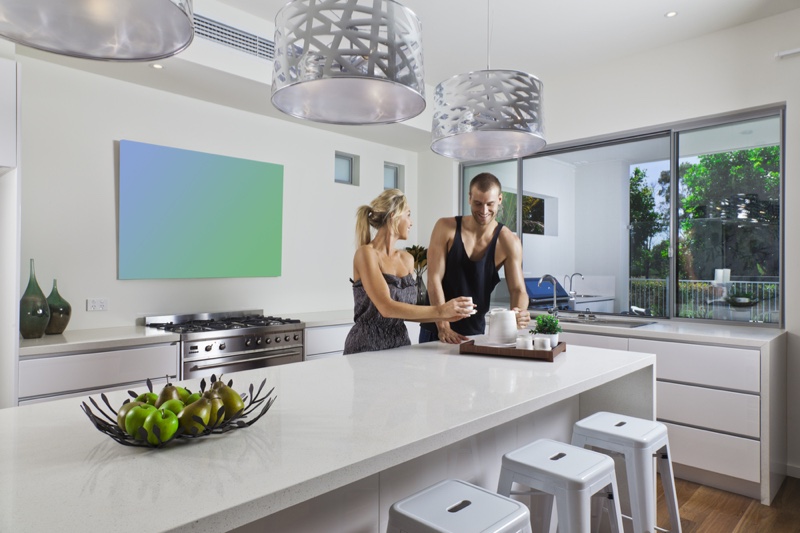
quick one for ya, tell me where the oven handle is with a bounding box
[190,350,302,370]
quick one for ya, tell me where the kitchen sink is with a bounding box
[556,316,655,328]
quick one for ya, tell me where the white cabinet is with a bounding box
[405,321,420,344]
[305,324,353,360]
[629,336,785,504]
[560,331,628,351]
[18,342,179,404]
[0,58,17,168]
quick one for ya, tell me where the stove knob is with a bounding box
[293,334,300,341]
[219,343,226,350]
[264,337,271,344]
[275,336,281,343]
[245,338,252,347]
[256,337,262,345]
[205,345,213,352]
[284,335,291,342]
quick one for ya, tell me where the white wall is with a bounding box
[420,9,800,475]
[18,56,420,330]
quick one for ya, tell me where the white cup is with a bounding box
[465,296,476,315]
[534,337,551,351]
[516,335,533,350]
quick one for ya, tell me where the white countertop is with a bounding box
[19,326,180,357]
[0,341,654,533]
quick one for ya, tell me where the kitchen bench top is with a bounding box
[0,341,654,533]
[18,326,180,358]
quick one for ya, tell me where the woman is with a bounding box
[343,189,474,355]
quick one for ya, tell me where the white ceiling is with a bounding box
[219,0,800,85]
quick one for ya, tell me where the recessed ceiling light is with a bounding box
[665,11,678,18]
[151,64,164,69]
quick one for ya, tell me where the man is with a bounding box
[420,172,531,343]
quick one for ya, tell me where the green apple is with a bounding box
[143,409,179,445]
[116,401,145,431]
[134,391,158,406]
[124,404,157,439]
[175,386,191,403]
[184,392,202,405]
[158,398,185,415]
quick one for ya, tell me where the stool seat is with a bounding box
[498,438,623,533]
[388,478,531,533]
[572,411,682,533]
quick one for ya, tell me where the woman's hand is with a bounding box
[513,307,531,329]
[440,296,475,322]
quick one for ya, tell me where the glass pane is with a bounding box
[676,116,781,323]
[522,135,670,316]
[384,164,398,189]
[334,154,352,183]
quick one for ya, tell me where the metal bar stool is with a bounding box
[571,412,682,533]
[387,478,532,533]
[497,438,624,533]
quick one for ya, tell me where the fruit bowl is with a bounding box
[80,375,276,448]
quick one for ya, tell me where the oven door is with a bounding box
[182,347,303,380]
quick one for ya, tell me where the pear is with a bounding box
[213,382,245,419]
[202,390,225,427]
[155,382,181,408]
[177,398,212,435]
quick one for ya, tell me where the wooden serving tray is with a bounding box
[458,340,566,362]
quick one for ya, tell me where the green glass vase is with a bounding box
[19,258,50,339]
[45,279,71,335]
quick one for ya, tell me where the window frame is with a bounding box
[335,151,360,186]
[383,162,404,191]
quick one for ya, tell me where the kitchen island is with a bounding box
[0,341,654,533]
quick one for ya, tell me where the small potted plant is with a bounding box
[405,245,428,305]
[531,314,562,347]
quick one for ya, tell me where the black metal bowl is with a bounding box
[80,375,276,448]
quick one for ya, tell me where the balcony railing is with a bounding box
[629,278,779,323]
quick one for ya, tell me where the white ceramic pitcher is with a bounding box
[487,308,517,345]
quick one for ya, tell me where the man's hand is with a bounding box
[436,323,469,344]
[513,307,531,330]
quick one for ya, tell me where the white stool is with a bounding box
[571,412,682,533]
[497,438,624,533]
[387,478,532,533]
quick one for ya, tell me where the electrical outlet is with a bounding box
[86,298,109,311]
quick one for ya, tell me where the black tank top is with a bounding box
[421,217,503,336]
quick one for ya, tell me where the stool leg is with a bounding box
[606,480,624,533]
[555,489,592,533]
[497,468,514,497]
[626,449,656,533]
[657,444,682,533]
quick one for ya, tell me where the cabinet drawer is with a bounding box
[305,324,353,356]
[657,381,759,438]
[560,332,628,351]
[19,343,178,399]
[629,338,759,392]
[664,422,760,482]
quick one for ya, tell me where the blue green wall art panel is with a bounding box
[119,140,283,279]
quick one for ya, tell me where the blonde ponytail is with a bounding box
[354,189,408,247]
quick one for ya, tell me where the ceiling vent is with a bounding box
[194,14,274,61]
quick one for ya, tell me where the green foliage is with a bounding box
[531,314,562,335]
[629,167,670,280]
[405,245,427,278]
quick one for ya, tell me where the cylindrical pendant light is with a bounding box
[431,69,545,161]
[271,0,426,125]
[0,0,194,61]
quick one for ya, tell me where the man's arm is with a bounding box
[426,218,469,343]
[499,229,531,329]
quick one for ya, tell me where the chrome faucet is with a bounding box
[538,274,559,316]
[567,272,584,292]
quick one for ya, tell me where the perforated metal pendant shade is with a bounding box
[271,0,426,125]
[431,69,546,161]
[0,0,194,61]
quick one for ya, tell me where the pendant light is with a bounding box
[271,0,426,125]
[430,1,545,161]
[0,0,194,61]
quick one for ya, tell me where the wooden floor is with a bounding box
[656,475,800,532]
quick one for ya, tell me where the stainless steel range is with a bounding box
[145,310,305,380]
